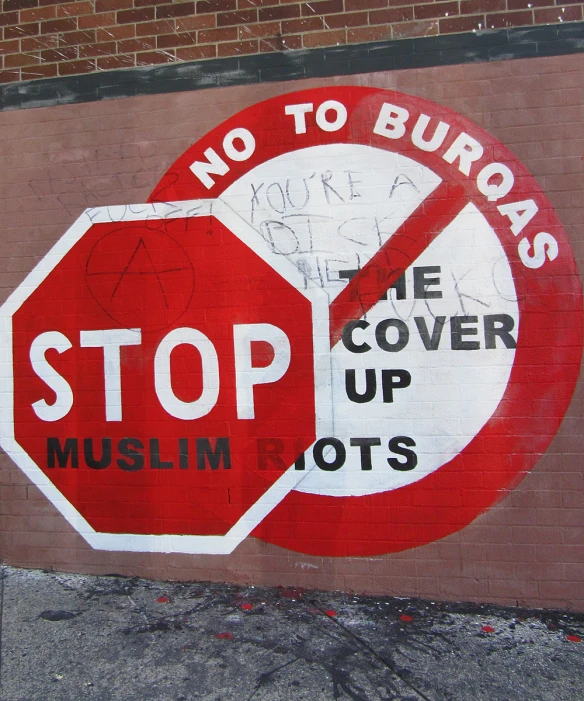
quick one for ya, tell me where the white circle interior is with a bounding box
[222,144,519,497]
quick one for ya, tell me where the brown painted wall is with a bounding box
[0,53,582,610]
[0,0,583,84]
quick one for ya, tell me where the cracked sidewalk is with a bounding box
[0,566,582,700]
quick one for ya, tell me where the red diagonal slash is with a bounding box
[329,181,467,348]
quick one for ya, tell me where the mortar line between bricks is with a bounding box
[2,23,584,112]
[310,601,435,701]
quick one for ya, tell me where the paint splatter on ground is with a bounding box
[216,632,233,640]
[1,567,583,701]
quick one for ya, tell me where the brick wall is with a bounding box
[0,55,583,609]
[1,0,583,84]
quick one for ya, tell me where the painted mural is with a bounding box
[1,87,582,557]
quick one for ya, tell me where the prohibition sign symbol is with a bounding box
[151,86,583,557]
[147,86,584,558]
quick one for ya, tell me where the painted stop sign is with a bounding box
[3,200,328,552]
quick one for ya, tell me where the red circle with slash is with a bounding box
[150,87,583,556]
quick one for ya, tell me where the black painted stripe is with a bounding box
[1,22,584,111]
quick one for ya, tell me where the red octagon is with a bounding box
[11,210,316,537]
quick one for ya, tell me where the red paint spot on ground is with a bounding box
[241,603,253,610]
[279,587,305,599]
[400,614,414,622]
[216,632,233,640]
[482,625,495,633]
[325,610,337,617]
[157,596,169,603]
[567,635,581,643]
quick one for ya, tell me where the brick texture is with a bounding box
[0,0,583,83]
[0,54,583,610]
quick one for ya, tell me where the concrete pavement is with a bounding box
[0,565,582,700]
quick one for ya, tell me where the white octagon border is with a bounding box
[0,199,331,555]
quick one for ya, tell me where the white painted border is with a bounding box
[0,199,331,555]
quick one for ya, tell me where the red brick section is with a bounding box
[0,0,582,83]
